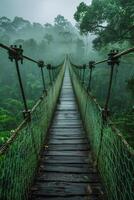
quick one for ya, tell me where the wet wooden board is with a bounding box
[31,182,104,197]
[45,150,89,157]
[36,172,100,183]
[42,155,90,164]
[29,68,106,200]
[48,135,86,139]
[45,144,89,151]
[48,139,88,145]
[39,165,96,174]
[32,197,100,200]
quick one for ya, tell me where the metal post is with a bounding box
[87,61,95,91]
[15,59,29,112]
[8,45,30,119]
[51,68,55,82]
[38,60,47,94]
[82,64,86,84]
[47,64,53,85]
[96,50,120,166]
[103,50,120,120]
[104,64,114,113]
[40,67,46,93]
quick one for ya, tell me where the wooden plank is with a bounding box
[46,146,89,151]
[48,139,88,145]
[31,196,100,200]
[31,182,103,197]
[42,155,90,164]
[49,134,84,138]
[53,121,82,125]
[52,125,83,128]
[49,138,87,142]
[50,129,83,133]
[49,134,85,140]
[51,128,83,132]
[39,164,96,173]
[45,150,89,157]
[36,172,100,183]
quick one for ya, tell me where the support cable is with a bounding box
[8,45,31,119]
[83,61,95,126]
[96,50,120,166]
[38,60,47,95]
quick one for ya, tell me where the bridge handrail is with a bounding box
[0,43,64,155]
[69,58,134,200]
[0,43,46,66]
[70,62,134,154]
[70,46,134,68]
[0,52,65,199]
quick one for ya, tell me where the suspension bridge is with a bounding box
[0,43,134,200]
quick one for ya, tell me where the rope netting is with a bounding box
[69,56,134,200]
[0,62,65,200]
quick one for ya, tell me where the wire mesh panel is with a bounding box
[0,64,65,200]
[69,63,134,200]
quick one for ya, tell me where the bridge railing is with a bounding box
[0,44,65,200]
[69,48,134,200]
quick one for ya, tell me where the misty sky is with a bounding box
[0,0,91,24]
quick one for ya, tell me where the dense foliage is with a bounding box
[74,0,134,49]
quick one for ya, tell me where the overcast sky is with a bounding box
[0,0,91,24]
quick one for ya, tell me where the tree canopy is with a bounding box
[74,0,134,49]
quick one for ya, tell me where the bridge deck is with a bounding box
[30,67,105,199]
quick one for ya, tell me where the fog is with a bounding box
[0,0,91,24]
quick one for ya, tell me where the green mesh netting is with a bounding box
[0,64,65,200]
[69,63,134,200]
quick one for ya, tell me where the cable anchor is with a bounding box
[89,61,95,69]
[107,50,120,66]
[47,64,53,85]
[8,45,23,64]
[82,64,86,84]
[87,61,95,91]
[8,44,30,119]
[38,60,47,95]
[38,60,45,68]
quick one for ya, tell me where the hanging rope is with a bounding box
[69,48,134,200]
[95,50,120,166]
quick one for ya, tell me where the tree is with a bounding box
[54,15,70,32]
[44,34,53,44]
[74,0,134,49]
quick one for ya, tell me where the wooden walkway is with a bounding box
[30,67,105,200]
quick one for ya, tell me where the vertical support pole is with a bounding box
[79,68,81,80]
[8,45,30,119]
[82,64,86,84]
[87,61,95,92]
[51,68,55,82]
[15,59,29,112]
[53,68,56,80]
[40,67,46,93]
[38,60,47,93]
[47,64,53,85]
[38,60,47,94]
[96,50,120,166]
[104,64,114,115]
